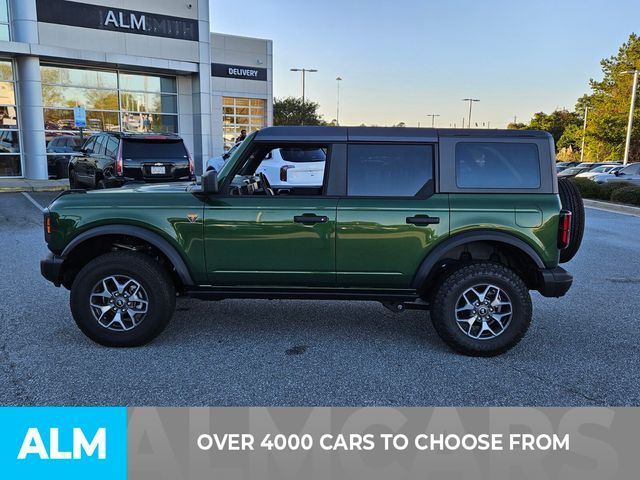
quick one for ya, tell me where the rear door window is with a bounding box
[93,135,107,156]
[347,144,434,197]
[122,139,187,159]
[455,142,540,189]
[105,137,119,158]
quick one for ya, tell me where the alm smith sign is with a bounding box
[36,0,199,41]
[212,63,268,81]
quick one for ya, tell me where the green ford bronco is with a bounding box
[41,127,584,356]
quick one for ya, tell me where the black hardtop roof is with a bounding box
[254,126,552,142]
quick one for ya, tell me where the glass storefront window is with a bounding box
[120,91,177,114]
[0,0,9,41]
[41,66,118,90]
[0,60,20,176]
[119,73,176,93]
[41,64,179,144]
[221,97,266,150]
[42,86,118,110]
[121,112,177,134]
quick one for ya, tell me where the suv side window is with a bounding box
[105,137,119,159]
[347,144,434,197]
[83,136,97,153]
[93,135,107,156]
[456,142,540,189]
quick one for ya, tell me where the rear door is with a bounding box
[74,135,97,183]
[336,143,449,288]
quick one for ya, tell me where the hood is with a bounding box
[85,181,195,195]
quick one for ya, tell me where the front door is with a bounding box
[204,143,337,287]
[336,143,449,288]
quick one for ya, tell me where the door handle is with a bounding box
[294,214,329,224]
[406,215,440,225]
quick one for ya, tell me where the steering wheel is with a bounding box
[258,172,274,196]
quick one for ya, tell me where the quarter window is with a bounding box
[347,144,434,197]
[456,142,540,189]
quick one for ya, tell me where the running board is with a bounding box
[185,287,418,302]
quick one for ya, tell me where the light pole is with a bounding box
[290,67,318,105]
[462,98,480,128]
[426,114,440,127]
[336,76,342,125]
[622,70,639,165]
[580,106,588,162]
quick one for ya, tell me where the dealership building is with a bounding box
[0,0,273,178]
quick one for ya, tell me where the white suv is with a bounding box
[256,147,326,188]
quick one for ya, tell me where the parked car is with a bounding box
[589,165,624,183]
[47,135,82,179]
[68,132,194,189]
[598,162,640,185]
[557,166,593,178]
[555,161,579,172]
[41,126,584,356]
[206,142,241,173]
[575,164,620,180]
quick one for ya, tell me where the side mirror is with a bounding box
[614,171,621,176]
[222,153,230,160]
[202,169,219,194]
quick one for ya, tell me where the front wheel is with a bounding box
[430,262,532,357]
[70,251,176,347]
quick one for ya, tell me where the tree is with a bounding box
[579,33,640,161]
[507,122,528,130]
[528,110,582,145]
[273,97,324,125]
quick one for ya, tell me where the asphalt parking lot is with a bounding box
[1,191,639,407]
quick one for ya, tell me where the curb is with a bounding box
[0,183,69,193]
[584,198,640,217]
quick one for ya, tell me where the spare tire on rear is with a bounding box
[558,178,584,263]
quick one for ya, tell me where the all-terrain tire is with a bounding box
[558,178,585,263]
[430,262,532,357]
[70,251,176,347]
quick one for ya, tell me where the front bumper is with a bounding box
[538,267,573,297]
[40,253,64,287]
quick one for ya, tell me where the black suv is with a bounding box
[68,132,194,189]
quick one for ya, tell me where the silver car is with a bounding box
[598,162,640,185]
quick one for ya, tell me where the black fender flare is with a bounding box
[61,224,195,286]
[411,230,546,289]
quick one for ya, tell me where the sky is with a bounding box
[211,0,640,128]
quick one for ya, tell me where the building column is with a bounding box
[16,57,47,179]
[191,0,212,176]
[10,0,47,179]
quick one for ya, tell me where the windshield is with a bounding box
[591,166,609,173]
[216,132,256,184]
[562,168,581,174]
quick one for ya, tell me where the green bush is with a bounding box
[610,186,640,206]
[597,181,634,201]
[570,177,600,199]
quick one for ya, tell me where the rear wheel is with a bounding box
[430,262,532,356]
[558,178,584,263]
[70,251,176,347]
